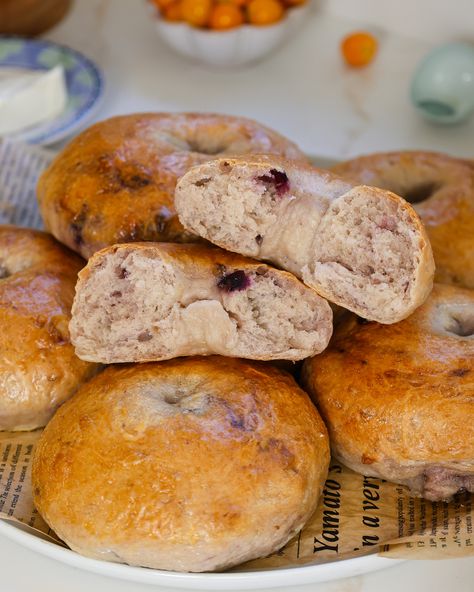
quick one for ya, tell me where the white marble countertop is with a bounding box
[1,1,473,590]
[45,0,474,160]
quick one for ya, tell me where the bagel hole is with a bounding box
[161,382,190,405]
[162,388,201,408]
[0,264,9,279]
[445,312,474,337]
[164,392,182,405]
[401,182,439,204]
[186,139,227,155]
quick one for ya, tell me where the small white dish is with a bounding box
[0,36,103,145]
[154,4,310,68]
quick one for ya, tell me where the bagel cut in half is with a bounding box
[32,357,330,572]
[302,283,474,502]
[332,151,474,290]
[175,156,435,324]
[70,243,333,363]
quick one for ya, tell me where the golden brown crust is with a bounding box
[37,113,306,259]
[333,151,474,288]
[0,226,98,430]
[33,357,330,572]
[302,283,474,499]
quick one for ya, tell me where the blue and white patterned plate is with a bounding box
[0,36,103,145]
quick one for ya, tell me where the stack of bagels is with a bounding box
[2,113,472,572]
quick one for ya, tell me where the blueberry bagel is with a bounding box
[37,113,306,258]
[33,357,330,572]
[303,283,474,501]
[0,226,98,431]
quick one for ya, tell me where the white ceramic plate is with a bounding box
[0,519,402,589]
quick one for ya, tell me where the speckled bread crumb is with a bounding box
[70,243,333,363]
[174,155,435,324]
[333,150,474,289]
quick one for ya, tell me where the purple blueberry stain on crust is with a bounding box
[257,169,290,196]
[217,270,251,292]
[70,204,89,247]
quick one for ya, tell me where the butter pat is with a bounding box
[0,66,67,135]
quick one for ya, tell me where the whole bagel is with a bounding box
[37,113,306,259]
[0,226,98,430]
[332,151,474,288]
[302,283,474,501]
[32,357,330,572]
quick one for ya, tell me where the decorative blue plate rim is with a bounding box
[0,35,104,145]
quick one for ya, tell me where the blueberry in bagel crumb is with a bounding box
[137,330,153,342]
[116,266,130,279]
[217,270,250,292]
[257,169,290,196]
[194,177,211,187]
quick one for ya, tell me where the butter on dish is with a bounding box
[0,65,67,135]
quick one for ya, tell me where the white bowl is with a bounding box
[154,4,310,68]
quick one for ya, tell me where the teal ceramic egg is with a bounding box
[411,42,474,124]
